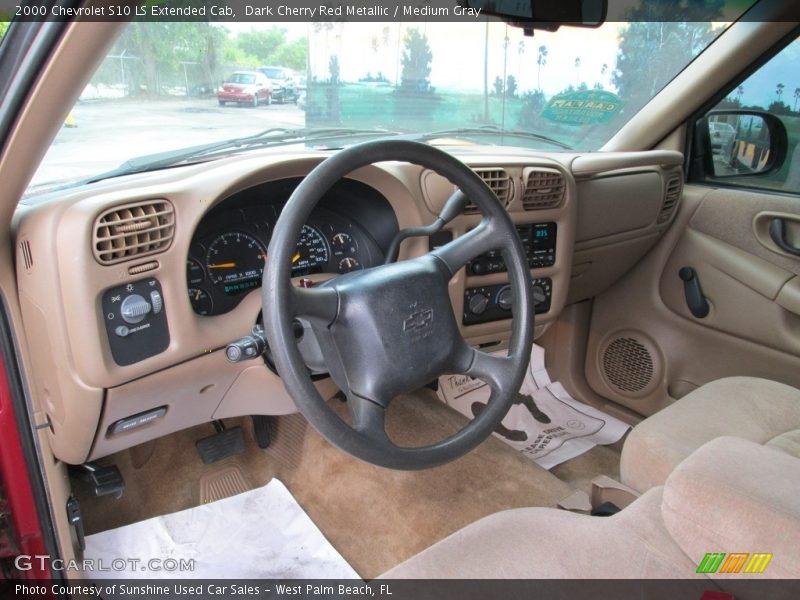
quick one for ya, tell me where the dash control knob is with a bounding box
[497,287,513,310]
[532,285,547,306]
[120,294,152,324]
[468,293,490,315]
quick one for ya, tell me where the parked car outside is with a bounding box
[217,71,272,107]
[258,66,298,104]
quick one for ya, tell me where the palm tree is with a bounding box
[736,85,744,103]
[517,40,525,83]
[536,45,547,91]
[776,83,785,101]
[574,57,581,87]
[794,87,800,112]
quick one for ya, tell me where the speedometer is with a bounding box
[206,232,266,295]
[292,225,329,276]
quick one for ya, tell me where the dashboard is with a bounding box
[14,147,684,465]
[185,177,396,316]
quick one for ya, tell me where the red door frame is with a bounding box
[0,352,50,580]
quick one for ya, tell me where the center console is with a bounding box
[463,222,556,325]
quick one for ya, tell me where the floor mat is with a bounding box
[84,479,359,579]
[438,345,630,469]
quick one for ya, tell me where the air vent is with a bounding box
[522,168,565,210]
[658,174,683,224]
[464,168,512,214]
[602,337,655,395]
[19,240,33,270]
[93,200,175,265]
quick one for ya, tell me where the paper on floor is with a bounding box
[84,479,359,579]
[438,345,630,469]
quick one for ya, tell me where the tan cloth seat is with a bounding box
[381,438,800,581]
[620,377,800,493]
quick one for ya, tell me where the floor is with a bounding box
[75,390,622,579]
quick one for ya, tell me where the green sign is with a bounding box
[542,90,624,125]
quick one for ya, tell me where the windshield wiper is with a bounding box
[416,125,572,150]
[84,127,401,184]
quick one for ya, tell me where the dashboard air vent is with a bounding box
[464,168,512,214]
[522,168,565,210]
[658,175,683,224]
[93,200,175,265]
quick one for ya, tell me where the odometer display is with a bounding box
[206,232,266,295]
[292,225,330,276]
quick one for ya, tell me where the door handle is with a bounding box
[679,267,710,318]
[769,218,800,257]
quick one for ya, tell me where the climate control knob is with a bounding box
[120,294,152,324]
[468,293,490,315]
[532,285,547,306]
[497,287,513,310]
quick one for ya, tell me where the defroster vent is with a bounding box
[93,200,175,265]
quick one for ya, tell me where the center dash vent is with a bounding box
[464,168,512,214]
[658,174,683,224]
[522,168,565,210]
[93,200,175,265]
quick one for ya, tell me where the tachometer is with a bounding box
[206,232,266,295]
[291,225,329,276]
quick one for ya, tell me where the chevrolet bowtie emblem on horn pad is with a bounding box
[403,308,434,333]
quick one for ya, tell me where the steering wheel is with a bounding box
[263,140,534,469]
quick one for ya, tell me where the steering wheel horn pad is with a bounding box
[263,139,534,469]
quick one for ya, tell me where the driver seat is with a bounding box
[380,436,800,579]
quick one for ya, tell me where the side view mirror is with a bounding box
[698,110,788,178]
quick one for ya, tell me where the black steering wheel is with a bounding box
[263,140,534,469]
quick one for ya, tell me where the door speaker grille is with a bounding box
[602,336,655,394]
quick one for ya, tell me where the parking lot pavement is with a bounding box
[31,97,305,191]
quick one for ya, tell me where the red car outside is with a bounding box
[217,71,272,107]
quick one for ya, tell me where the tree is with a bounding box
[493,76,504,96]
[574,57,581,86]
[767,100,791,116]
[399,28,433,94]
[794,87,800,112]
[613,1,724,115]
[518,90,546,129]
[775,83,785,101]
[537,45,548,91]
[506,75,518,98]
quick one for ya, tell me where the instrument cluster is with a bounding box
[187,180,387,316]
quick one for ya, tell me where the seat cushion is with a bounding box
[380,488,698,579]
[662,436,800,579]
[621,377,800,492]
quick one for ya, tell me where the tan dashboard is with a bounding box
[13,147,683,464]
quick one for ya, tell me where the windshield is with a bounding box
[29,15,734,194]
[227,73,257,85]
[261,68,288,79]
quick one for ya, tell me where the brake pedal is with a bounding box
[196,423,245,464]
[69,463,125,499]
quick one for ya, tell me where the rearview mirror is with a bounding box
[699,110,788,178]
[461,0,607,30]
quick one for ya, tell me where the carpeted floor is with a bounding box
[75,390,620,579]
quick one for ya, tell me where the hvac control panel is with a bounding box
[101,278,169,366]
[467,222,556,276]
[463,278,552,325]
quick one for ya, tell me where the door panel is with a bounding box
[585,185,800,418]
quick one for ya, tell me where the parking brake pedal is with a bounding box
[196,421,245,464]
[69,463,125,499]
